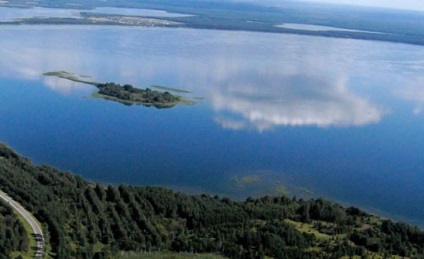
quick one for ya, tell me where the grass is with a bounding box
[9,206,53,259]
[92,242,106,254]
[9,212,42,259]
[285,219,403,259]
[285,219,334,240]
[10,213,34,259]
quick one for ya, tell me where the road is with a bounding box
[0,190,44,258]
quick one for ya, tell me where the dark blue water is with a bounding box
[1,25,424,226]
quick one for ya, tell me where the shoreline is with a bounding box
[1,20,422,47]
[0,2,423,47]
[0,140,422,229]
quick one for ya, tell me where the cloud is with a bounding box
[212,73,383,131]
[395,77,424,115]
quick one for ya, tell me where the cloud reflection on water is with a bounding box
[394,77,424,115]
[43,77,93,94]
[212,72,383,131]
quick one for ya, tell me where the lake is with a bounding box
[1,24,424,226]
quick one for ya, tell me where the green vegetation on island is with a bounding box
[1,142,424,258]
[95,82,180,108]
[43,71,192,108]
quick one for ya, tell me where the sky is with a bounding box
[304,0,424,11]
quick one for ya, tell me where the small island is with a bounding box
[44,71,191,108]
[95,82,180,108]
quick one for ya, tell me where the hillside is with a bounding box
[0,143,424,258]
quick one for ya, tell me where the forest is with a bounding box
[96,83,179,108]
[0,142,424,259]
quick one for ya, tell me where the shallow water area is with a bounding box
[276,23,384,34]
[1,24,424,226]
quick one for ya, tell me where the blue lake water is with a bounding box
[1,25,424,226]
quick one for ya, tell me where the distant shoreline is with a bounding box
[1,2,424,47]
[2,17,422,47]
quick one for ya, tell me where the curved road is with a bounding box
[0,190,44,258]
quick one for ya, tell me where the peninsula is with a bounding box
[44,71,188,108]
